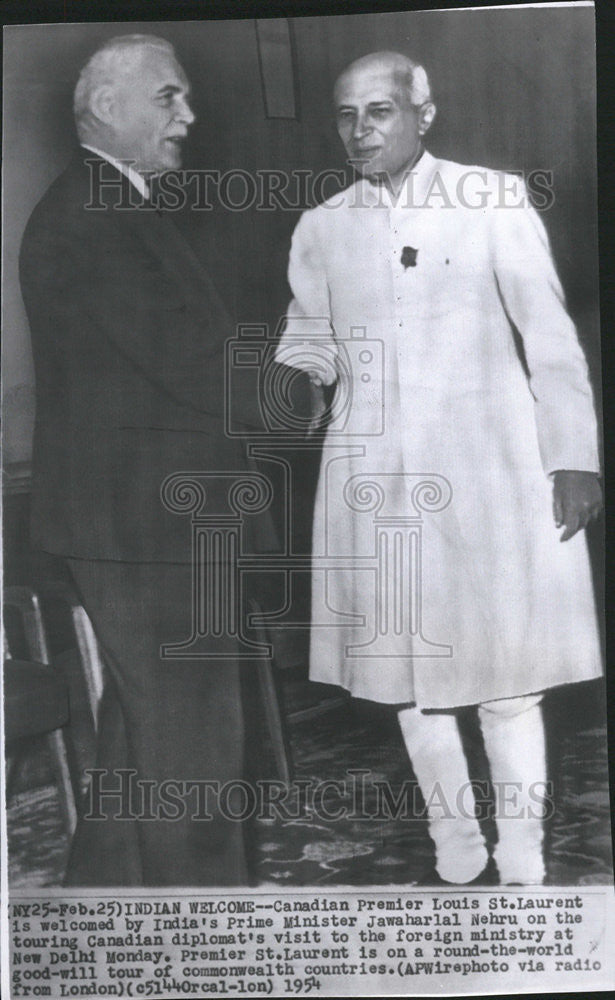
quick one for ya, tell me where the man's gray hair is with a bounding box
[396,57,431,106]
[336,51,432,107]
[74,34,176,140]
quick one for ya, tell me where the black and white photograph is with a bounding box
[2,0,613,995]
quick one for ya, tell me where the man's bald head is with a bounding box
[333,50,436,193]
[334,51,432,111]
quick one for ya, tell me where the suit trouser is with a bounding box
[64,559,249,887]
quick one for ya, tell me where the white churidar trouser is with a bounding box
[398,693,546,884]
[478,693,546,885]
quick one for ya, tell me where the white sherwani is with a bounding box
[276,151,601,709]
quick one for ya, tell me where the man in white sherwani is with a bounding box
[275,51,602,885]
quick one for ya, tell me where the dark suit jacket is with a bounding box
[20,151,276,563]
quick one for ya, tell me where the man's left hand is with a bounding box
[552,470,602,542]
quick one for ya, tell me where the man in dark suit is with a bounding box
[19,33,275,886]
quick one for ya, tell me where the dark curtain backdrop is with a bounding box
[3,6,599,463]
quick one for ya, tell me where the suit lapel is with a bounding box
[76,150,230,317]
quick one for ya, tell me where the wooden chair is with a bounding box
[37,585,296,785]
[37,581,104,728]
[3,586,79,835]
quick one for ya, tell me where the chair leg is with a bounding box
[5,586,81,838]
[71,605,105,726]
[46,729,78,836]
[3,586,49,662]
[37,581,105,729]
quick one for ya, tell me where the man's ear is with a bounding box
[90,85,117,127]
[418,102,436,136]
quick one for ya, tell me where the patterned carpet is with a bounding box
[7,677,613,889]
